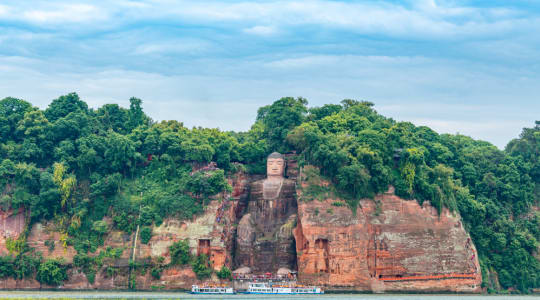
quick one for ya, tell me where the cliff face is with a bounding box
[294,185,482,292]
[0,169,250,290]
[0,208,26,254]
[0,163,482,292]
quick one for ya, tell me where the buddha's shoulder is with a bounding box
[250,179,264,186]
[282,178,295,186]
[249,178,295,188]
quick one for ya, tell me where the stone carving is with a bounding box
[235,152,297,273]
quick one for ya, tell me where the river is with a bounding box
[0,292,536,300]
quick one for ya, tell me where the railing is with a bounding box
[232,274,297,281]
[379,273,476,282]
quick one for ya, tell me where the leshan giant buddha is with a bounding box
[235,152,297,273]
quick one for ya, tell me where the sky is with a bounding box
[0,0,539,148]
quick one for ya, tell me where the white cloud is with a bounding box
[243,25,277,36]
[133,40,209,55]
[1,1,535,39]
[0,5,9,16]
[22,4,104,23]
[264,55,340,68]
[408,118,530,148]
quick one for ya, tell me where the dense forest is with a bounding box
[0,94,538,292]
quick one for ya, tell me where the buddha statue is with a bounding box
[235,152,297,273]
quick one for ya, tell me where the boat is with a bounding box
[245,282,324,294]
[191,284,235,294]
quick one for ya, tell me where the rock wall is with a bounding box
[0,169,250,290]
[0,161,483,293]
[0,208,26,254]
[294,185,482,293]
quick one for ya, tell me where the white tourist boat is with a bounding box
[245,282,324,294]
[191,284,235,294]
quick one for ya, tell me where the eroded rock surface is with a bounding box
[294,186,482,292]
[0,160,484,293]
[0,208,26,254]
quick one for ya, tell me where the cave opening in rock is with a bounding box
[198,239,211,256]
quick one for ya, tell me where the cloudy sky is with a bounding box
[1,0,539,148]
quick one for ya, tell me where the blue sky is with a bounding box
[1,0,539,148]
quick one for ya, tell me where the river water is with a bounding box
[0,292,536,300]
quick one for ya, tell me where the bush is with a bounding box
[14,254,41,280]
[73,253,96,283]
[36,259,67,286]
[44,239,55,253]
[0,256,15,278]
[92,220,109,235]
[169,240,191,265]
[216,266,232,280]
[191,254,212,279]
[6,236,26,255]
[113,212,135,233]
[140,226,152,244]
[151,266,162,279]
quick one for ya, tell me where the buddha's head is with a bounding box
[267,152,285,178]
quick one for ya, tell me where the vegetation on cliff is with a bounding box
[0,94,538,292]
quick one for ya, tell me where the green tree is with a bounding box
[257,97,308,152]
[44,93,88,122]
[0,97,33,142]
[96,104,129,134]
[128,97,150,131]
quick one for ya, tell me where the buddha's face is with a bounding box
[267,158,285,177]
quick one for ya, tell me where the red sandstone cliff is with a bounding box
[294,184,482,292]
[0,162,483,292]
[0,168,250,290]
[0,208,26,254]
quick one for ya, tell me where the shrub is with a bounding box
[216,266,232,280]
[140,226,152,244]
[0,256,15,278]
[191,254,212,279]
[44,239,55,253]
[113,212,135,233]
[169,240,191,265]
[73,253,96,283]
[36,259,67,286]
[6,236,26,255]
[92,220,109,235]
[14,254,41,279]
[151,266,162,279]
[105,266,118,278]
